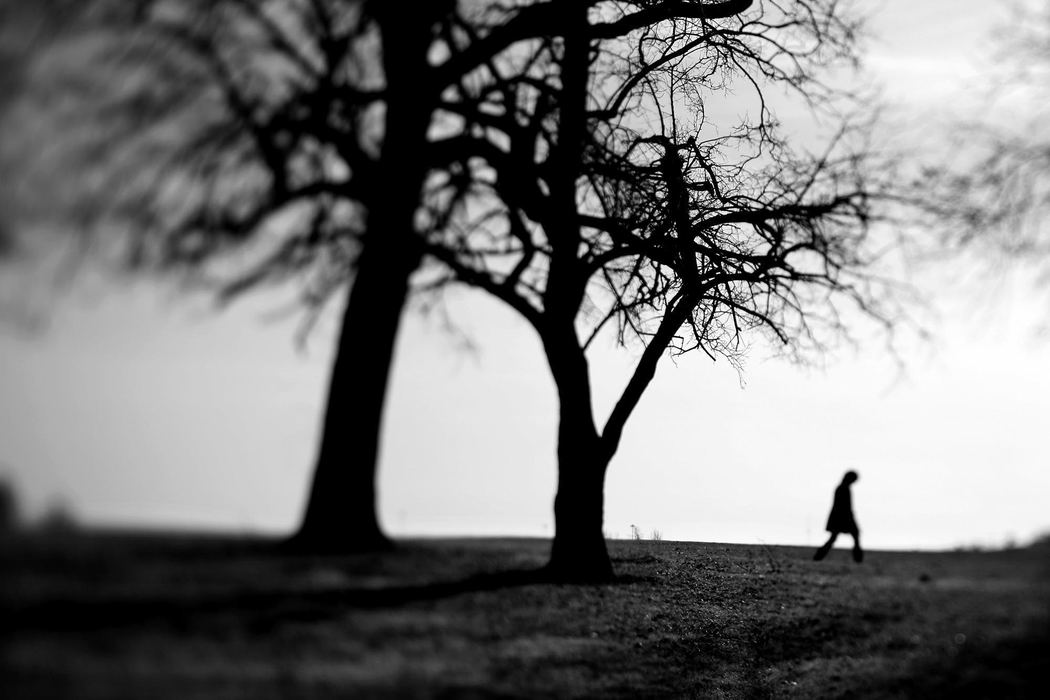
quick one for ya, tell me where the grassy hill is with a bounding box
[2,532,1048,698]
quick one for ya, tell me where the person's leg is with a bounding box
[813,532,838,560]
[851,529,863,563]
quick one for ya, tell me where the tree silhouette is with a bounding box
[1,0,773,556]
[420,0,895,580]
[4,1,901,576]
[4,0,455,552]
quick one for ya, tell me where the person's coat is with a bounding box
[826,483,858,534]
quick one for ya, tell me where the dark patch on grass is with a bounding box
[879,625,1050,698]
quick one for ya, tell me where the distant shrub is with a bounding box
[39,500,77,534]
[1028,531,1050,549]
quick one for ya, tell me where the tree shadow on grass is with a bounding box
[5,564,652,637]
[4,568,539,633]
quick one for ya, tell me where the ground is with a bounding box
[2,531,1048,698]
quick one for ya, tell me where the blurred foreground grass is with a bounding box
[1,531,1048,698]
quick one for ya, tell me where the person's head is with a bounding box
[842,470,859,485]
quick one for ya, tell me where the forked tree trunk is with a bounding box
[541,323,615,582]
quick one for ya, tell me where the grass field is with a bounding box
[2,531,1048,698]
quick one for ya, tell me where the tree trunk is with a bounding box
[288,7,436,554]
[546,432,614,582]
[288,236,421,553]
[541,324,615,582]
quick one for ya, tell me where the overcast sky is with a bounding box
[1,0,1047,551]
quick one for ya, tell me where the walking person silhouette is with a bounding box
[813,470,863,563]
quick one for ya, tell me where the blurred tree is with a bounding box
[1,0,444,551]
[0,0,88,258]
[932,4,1050,264]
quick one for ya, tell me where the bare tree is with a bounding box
[2,0,442,551]
[421,0,896,580]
